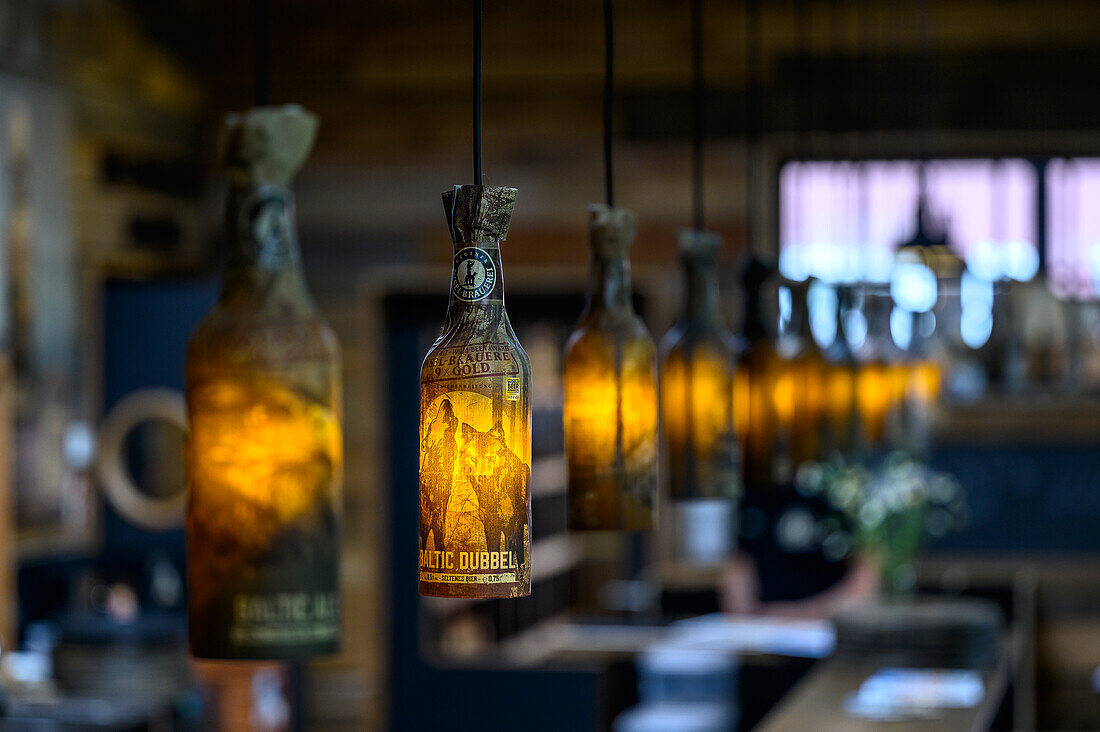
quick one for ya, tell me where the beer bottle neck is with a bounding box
[220,184,312,311]
[683,258,720,323]
[583,253,632,317]
[743,281,769,343]
[795,285,815,346]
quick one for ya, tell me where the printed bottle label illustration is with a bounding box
[419,344,530,596]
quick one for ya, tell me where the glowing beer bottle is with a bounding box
[739,258,785,488]
[419,185,532,598]
[781,280,828,469]
[185,106,342,659]
[564,205,658,531]
[660,230,741,562]
[821,284,860,456]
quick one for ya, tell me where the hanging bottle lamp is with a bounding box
[185,103,344,659]
[660,0,741,562]
[185,1,343,658]
[738,257,786,487]
[821,283,860,456]
[418,0,532,599]
[563,0,659,532]
[778,280,829,472]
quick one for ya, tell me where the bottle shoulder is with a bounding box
[738,338,782,369]
[421,308,530,379]
[564,327,657,376]
[188,306,340,373]
[566,313,655,357]
[660,321,739,359]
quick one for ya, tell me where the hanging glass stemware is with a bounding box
[564,206,658,531]
[661,230,742,506]
[185,106,343,659]
[419,186,532,598]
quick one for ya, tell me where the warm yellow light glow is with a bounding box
[187,377,342,620]
[772,369,796,429]
[564,333,658,530]
[824,363,857,447]
[786,353,829,467]
[741,344,783,486]
[662,344,738,499]
[418,369,531,596]
[856,362,896,444]
[732,366,752,445]
[907,359,942,405]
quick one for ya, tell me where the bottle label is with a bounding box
[419,342,531,597]
[236,186,296,268]
[451,247,497,302]
[187,377,342,658]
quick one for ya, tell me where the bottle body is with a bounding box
[739,339,785,486]
[853,288,907,448]
[738,261,787,487]
[822,308,859,455]
[419,186,531,598]
[564,207,658,531]
[660,231,741,502]
[661,330,740,499]
[186,182,343,659]
[565,315,658,530]
[781,281,829,471]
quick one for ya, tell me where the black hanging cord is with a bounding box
[603,0,615,207]
[255,0,271,106]
[744,0,761,247]
[800,0,814,158]
[473,0,483,186]
[691,0,705,230]
[745,0,761,146]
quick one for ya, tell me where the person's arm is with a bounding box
[719,552,880,619]
[719,552,761,615]
[757,553,880,619]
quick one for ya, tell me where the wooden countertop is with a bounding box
[757,651,1010,732]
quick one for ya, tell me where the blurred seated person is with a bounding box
[718,488,879,619]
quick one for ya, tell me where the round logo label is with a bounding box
[451,247,497,302]
[238,188,292,265]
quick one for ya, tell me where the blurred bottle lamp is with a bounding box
[564,0,658,532]
[661,231,741,561]
[778,280,828,470]
[820,284,860,455]
[185,106,344,659]
[889,166,956,417]
[659,0,741,563]
[853,288,907,447]
[564,207,659,531]
[738,257,785,488]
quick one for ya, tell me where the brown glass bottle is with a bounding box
[185,107,342,659]
[660,230,741,501]
[897,310,943,452]
[781,280,829,469]
[419,185,532,598]
[853,287,907,448]
[739,258,785,488]
[564,206,658,531]
[821,284,860,456]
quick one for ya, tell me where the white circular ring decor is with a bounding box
[96,387,188,531]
